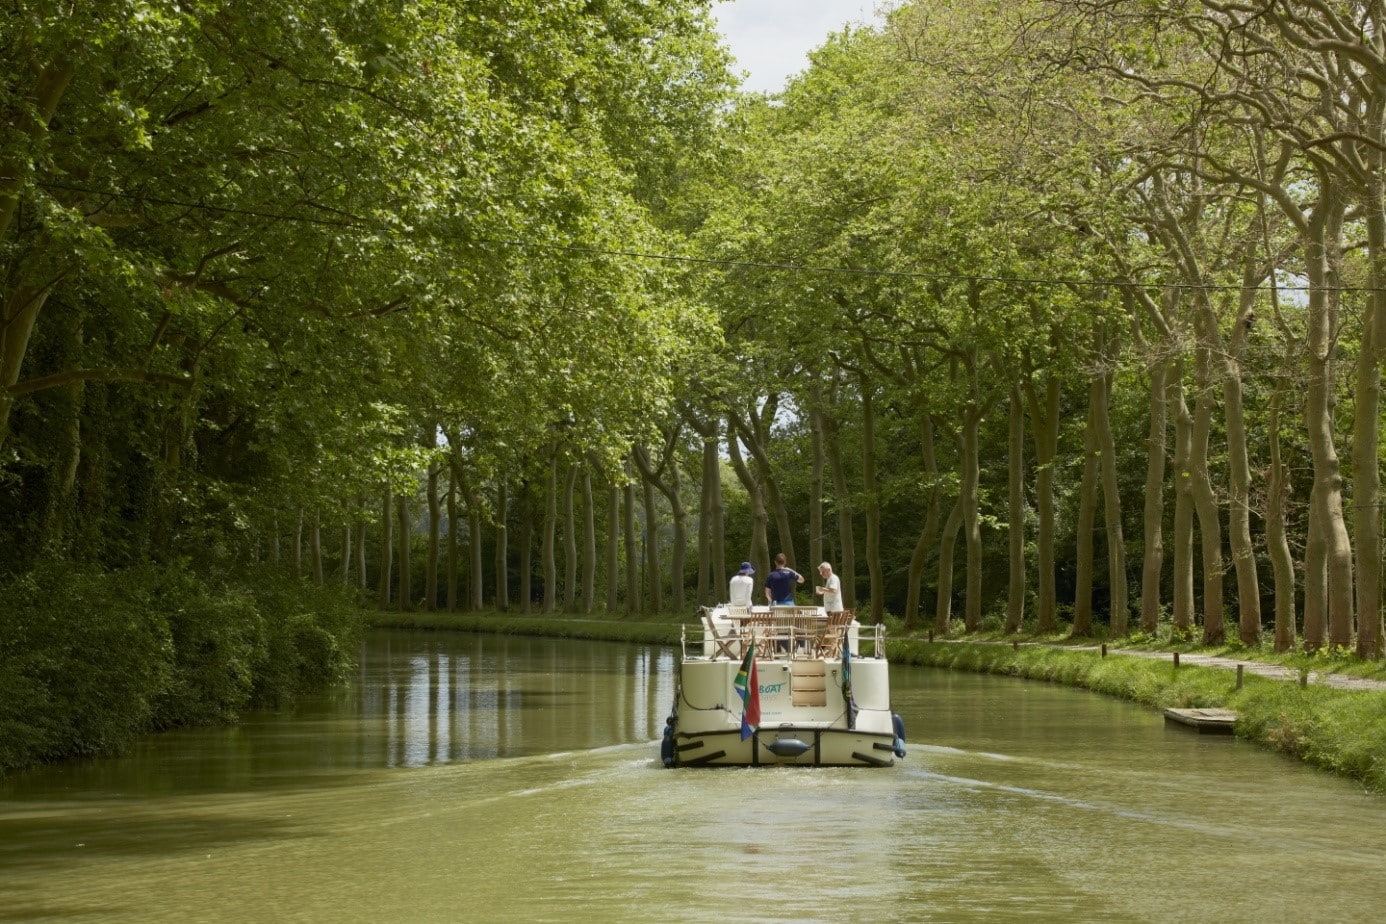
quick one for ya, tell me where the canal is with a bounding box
[2,629,1382,922]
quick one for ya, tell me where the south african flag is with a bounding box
[733,642,760,740]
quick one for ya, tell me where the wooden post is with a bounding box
[1173,651,1180,668]
[928,630,934,643]
[1100,643,1107,657]
[1236,664,1243,689]
[1012,640,1019,651]
[1299,668,1309,688]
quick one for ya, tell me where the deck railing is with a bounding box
[681,617,886,662]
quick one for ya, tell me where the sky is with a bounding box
[710,0,881,94]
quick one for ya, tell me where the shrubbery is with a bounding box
[0,562,362,776]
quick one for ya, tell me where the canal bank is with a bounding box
[369,610,1386,793]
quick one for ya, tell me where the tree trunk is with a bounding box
[355,499,368,592]
[293,509,304,581]
[623,470,638,615]
[733,403,796,568]
[0,57,75,241]
[310,510,323,585]
[564,463,578,613]
[1302,184,1354,649]
[425,462,440,611]
[606,483,620,613]
[1073,381,1100,637]
[1140,351,1172,633]
[396,494,411,611]
[1222,280,1262,646]
[906,415,942,632]
[728,426,770,578]
[376,487,393,609]
[1171,363,1195,636]
[809,384,826,578]
[1190,324,1225,645]
[543,457,557,613]
[709,438,726,601]
[862,384,884,624]
[1024,374,1060,632]
[1006,385,1027,634]
[446,475,458,612]
[38,316,82,551]
[1092,332,1127,636]
[495,481,509,611]
[822,397,856,609]
[935,497,963,634]
[667,456,686,612]
[1354,182,1385,658]
[582,467,596,614]
[520,485,533,615]
[0,284,54,452]
[959,391,983,634]
[642,466,662,613]
[469,504,483,612]
[1267,374,1297,651]
[341,524,352,587]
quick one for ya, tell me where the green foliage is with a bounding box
[0,562,363,776]
[147,568,262,729]
[0,562,171,771]
[242,567,362,706]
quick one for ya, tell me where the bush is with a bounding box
[0,562,171,772]
[145,568,263,729]
[235,567,361,707]
[0,561,364,776]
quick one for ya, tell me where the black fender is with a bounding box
[661,714,678,768]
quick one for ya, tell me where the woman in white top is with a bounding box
[815,562,843,612]
[729,561,755,606]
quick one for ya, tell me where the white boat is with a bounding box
[661,604,906,767]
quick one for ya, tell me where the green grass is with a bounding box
[372,608,1386,793]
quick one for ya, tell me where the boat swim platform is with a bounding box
[1163,707,1239,734]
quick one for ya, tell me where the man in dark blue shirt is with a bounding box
[763,553,804,605]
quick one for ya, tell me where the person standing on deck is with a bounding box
[764,553,804,605]
[815,562,843,613]
[729,562,755,607]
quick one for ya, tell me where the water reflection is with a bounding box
[2,630,1384,924]
[366,632,677,768]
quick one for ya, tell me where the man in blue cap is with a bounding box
[763,553,804,606]
[729,561,755,607]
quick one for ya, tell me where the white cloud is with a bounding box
[712,0,880,94]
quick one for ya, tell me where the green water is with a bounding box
[2,629,1381,922]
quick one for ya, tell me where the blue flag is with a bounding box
[842,639,858,730]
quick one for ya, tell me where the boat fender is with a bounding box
[765,738,812,758]
[661,715,677,768]
[892,713,907,758]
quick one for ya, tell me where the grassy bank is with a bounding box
[372,609,1386,793]
[892,639,1386,792]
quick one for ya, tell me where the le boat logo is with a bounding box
[759,682,785,695]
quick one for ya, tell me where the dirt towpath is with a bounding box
[1048,643,1386,692]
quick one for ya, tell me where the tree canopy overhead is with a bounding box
[5,0,1385,662]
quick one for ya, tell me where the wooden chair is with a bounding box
[744,612,779,658]
[791,610,822,656]
[814,609,855,659]
[700,608,741,660]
